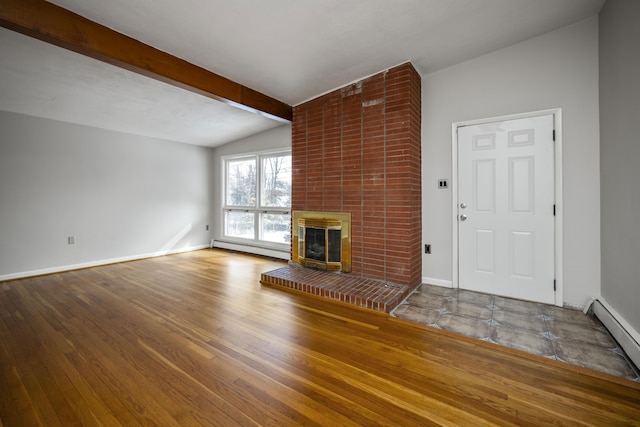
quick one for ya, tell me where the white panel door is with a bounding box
[458,114,555,303]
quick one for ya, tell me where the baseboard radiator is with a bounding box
[592,299,640,370]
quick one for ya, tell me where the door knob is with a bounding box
[460,214,468,221]
[460,202,467,209]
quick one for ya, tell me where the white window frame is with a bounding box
[221,148,291,251]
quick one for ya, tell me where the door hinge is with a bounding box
[552,129,556,141]
[553,204,556,216]
[554,280,557,291]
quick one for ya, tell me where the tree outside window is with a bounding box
[226,158,256,207]
[223,152,291,247]
[261,155,291,207]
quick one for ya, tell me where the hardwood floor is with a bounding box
[1,249,639,426]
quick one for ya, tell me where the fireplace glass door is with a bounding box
[298,218,343,271]
[304,227,325,261]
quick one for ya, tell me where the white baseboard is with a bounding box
[422,277,454,288]
[0,244,210,281]
[592,298,640,370]
[212,240,290,260]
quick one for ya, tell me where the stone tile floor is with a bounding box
[391,283,640,382]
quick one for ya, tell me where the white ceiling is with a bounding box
[0,0,605,147]
[0,27,283,147]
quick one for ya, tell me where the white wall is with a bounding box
[0,111,212,279]
[599,0,640,335]
[421,17,600,308]
[211,124,292,257]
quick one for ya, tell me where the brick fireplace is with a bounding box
[291,62,422,289]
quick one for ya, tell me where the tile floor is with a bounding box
[391,284,640,382]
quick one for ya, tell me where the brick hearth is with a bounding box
[261,265,412,313]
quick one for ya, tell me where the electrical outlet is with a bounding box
[425,244,431,254]
[68,236,75,245]
[438,179,448,189]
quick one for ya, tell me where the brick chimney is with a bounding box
[291,62,421,288]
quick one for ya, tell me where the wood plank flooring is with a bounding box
[1,249,639,426]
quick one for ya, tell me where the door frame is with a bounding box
[451,109,563,307]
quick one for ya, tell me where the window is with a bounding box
[223,151,291,248]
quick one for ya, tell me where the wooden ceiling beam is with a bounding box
[0,0,292,122]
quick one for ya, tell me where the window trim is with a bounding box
[221,148,291,251]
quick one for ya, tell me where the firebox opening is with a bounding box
[292,211,351,273]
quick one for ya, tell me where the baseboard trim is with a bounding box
[212,240,289,260]
[592,298,640,370]
[422,277,454,288]
[0,244,210,281]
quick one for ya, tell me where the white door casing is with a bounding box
[456,112,559,305]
